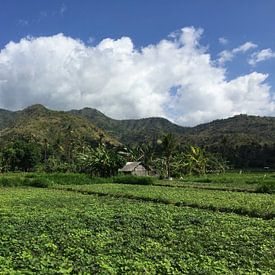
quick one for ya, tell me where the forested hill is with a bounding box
[0,109,17,130]
[0,104,120,148]
[184,114,275,146]
[1,105,275,146]
[1,105,275,168]
[69,108,275,168]
[70,108,188,144]
[70,108,275,146]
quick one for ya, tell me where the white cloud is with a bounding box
[218,41,257,64]
[232,42,257,53]
[217,50,234,64]
[0,28,274,126]
[248,48,275,66]
[219,37,228,45]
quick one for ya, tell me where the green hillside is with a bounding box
[70,108,275,146]
[1,105,275,168]
[70,108,188,144]
[0,109,17,130]
[0,105,120,148]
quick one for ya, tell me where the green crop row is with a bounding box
[55,184,275,219]
[0,188,274,274]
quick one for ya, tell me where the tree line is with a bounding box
[0,133,228,177]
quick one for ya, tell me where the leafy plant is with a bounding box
[77,144,124,177]
[112,175,154,185]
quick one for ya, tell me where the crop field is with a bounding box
[55,183,275,219]
[0,173,274,273]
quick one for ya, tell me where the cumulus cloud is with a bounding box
[0,28,274,126]
[218,41,257,64]
[248,48,275,66]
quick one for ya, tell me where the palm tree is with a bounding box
[160,133,178,178]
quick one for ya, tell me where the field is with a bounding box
[0,172,274,273]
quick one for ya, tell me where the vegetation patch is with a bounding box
[0,176,24,187]
[256,183,275,194]
[0,188,274,274]
[55,183,275,219]
[113,175,154,185]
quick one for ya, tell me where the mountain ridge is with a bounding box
[1,104,275,168]
[0,104,120,148]
[1,104,275,147]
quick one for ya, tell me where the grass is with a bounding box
[0,188,274,274]
[113,175,154,185]
[0,172,112,186]
[157,171,275,193]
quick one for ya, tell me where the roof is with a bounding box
[119,162,144,172]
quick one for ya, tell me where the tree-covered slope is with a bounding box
[0,109,17,130]
[0,105,120,148]
[70,108,275,146]
[1,105,275,168]
[70,108,189,144]
[188,114,275,146]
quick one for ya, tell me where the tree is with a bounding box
[184,146,208,175]
[1,140,41,171]
[77,144,124,177]
[175,146,228,176]
[159,133,178,178]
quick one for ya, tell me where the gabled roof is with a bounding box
[119,162,144,172]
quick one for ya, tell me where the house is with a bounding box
[118,162,148,176]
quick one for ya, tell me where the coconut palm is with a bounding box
[159,133,178,178]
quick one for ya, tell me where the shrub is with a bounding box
[255,183,274,194]
[23,177,51,188]
[0,177,23,187]
[112,175,154,185]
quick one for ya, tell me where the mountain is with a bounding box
[1,105,275,168]
[68,108,275,168]
[0,108,17,130]
[0,104,120,148]
[1,105,275,147]
[70,108,275,146]
[184,114,275,146]
[70,108,188,144]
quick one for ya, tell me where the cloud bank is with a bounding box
[0,27,274,126]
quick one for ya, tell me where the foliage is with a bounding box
[1,105,275,170]
[0,175,50,188]
[0,188,273,273]
[77,144,125,177]
[256,183,275,194]
[113,175,154,185]
[1,140,41,171]
[158,133,178,178]
[42,156,75,173]
[171,146,228,176]
[0,176,24,187]
[23,177,51,188]
[58,183,275,219]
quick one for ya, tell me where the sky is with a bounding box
[0,0,275,126]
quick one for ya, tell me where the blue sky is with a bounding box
[0,0,274,125]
